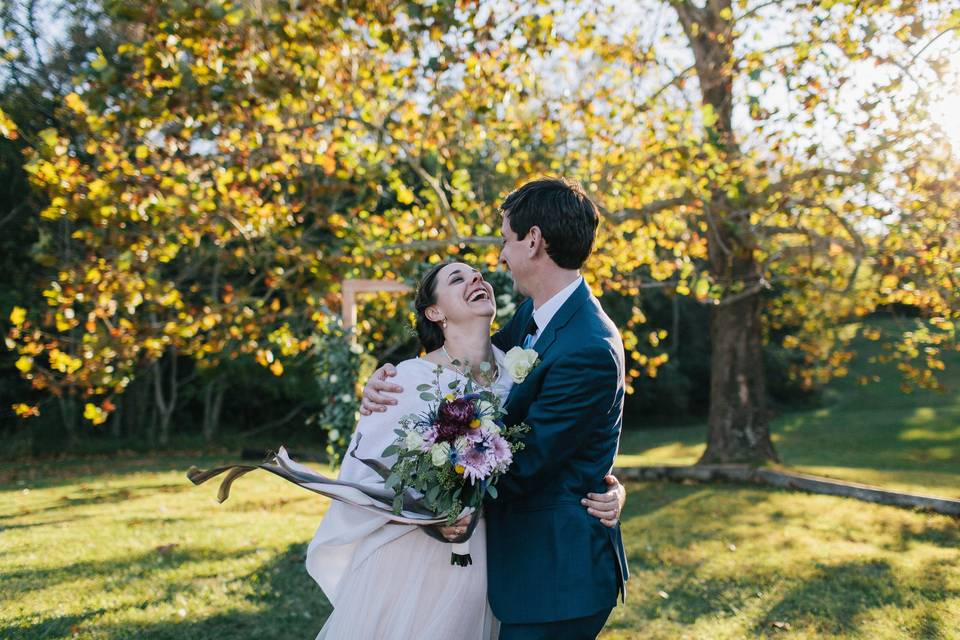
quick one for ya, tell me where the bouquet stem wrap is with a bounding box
[451,541,472,566]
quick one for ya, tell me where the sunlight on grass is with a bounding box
[603,482,960,640]
[0,459,335,639]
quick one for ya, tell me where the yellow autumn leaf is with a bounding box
[396,187,415,205]
[83,402,108,425]
[9,306,26,326]
[0,107,17,140]
[135,145,149,160]
[38,128,59,148]
[15,356,33,373]
[65,92,87,114]
[13,403,40,418]
[270,360,284,376]
[49,349,82,374]
[91,48,108,71]
[694,278,710,299]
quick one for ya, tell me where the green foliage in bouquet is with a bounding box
[382,363,528,525]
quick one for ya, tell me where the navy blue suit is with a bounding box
[487,280,629,638]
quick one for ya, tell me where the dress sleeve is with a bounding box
[306,361,426,603]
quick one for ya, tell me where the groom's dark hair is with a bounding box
[499,177,599,269]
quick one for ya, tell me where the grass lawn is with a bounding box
[2,317,959,639]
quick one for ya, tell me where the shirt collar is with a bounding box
[531,275,583,336]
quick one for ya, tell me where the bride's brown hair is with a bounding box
[414,261,453,353]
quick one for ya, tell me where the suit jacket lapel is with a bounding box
[532,279,591,360]
[505,280,592,409]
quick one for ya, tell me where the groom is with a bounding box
[362,177,628,639]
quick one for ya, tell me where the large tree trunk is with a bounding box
[673,0,779,463]
[700,283,777,463]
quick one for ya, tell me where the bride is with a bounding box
[306,261,619,640]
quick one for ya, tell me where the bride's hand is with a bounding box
[436,514,472,541]
[359,363,403,415]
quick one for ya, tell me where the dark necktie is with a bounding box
[522,317,538,347]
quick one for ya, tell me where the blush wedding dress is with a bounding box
[306,347,513,640]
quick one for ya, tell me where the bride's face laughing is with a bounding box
[425,262,496,328]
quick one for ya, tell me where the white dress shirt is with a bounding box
[523,275,583,349]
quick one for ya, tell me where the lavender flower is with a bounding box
[460,444,495,483]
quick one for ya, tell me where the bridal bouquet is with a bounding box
[381,362,529,565]
[186,361,527,568]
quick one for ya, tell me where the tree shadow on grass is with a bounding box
[106,543,327,640]
[886,519,960,552]
[1,483,209,522]
[756,559,902,634]
[0,545,262,600]
[0,608,111,640]
[0,543,331,640]
[0,515,94,531]
[754,558,960,636]
[0,456,243,491]
[618,482,778,577]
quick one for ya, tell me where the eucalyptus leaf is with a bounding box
[420,392,435,401]
[416,383,432,391]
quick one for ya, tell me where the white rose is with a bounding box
[504,347,539,383]
[481,416,499,432]
[430,442,451,466]
[404,430,425,451]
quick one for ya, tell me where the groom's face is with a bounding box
[499,212,530,297]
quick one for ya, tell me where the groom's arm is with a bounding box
[496,346,619,500]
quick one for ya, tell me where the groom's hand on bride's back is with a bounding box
[359,364,404,415]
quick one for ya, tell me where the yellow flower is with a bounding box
[469,418,481,429]
[455,464,465,474]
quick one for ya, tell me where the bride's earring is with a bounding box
[441,318,448,330]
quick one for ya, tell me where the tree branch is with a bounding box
[607,195,699,223]
[734,0,789,24]
[759,168,868,200]
[367,235,501,254]
[909,26,960,65]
